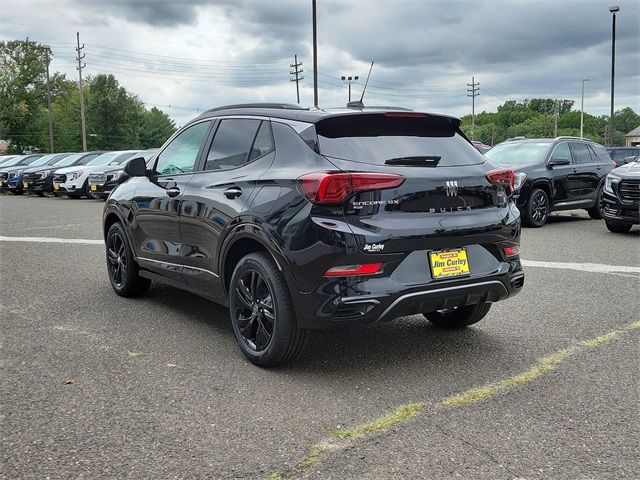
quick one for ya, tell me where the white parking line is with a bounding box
[0,236,638,276]
[521,259,640,275]
[0,235,103,245]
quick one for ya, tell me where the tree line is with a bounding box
[460,98,638,147]
[0,39,177,154]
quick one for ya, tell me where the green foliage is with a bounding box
[0,39,49,153]
[0,40,175,153]
[461,98,636,147]
[139,107,177,149]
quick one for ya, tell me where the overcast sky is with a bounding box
[1,0,638,126]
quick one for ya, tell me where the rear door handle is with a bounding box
[224,187,242,199]
[166,187,180,198]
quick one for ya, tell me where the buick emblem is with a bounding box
[445,180,458,197]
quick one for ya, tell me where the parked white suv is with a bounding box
[53,150,140,198]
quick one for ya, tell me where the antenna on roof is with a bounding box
[347,60,374,109]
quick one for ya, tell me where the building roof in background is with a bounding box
[625,126,640,137]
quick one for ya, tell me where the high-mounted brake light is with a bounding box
[502,246,519,257]
[384,112,427,118]
[298,172,405,204]
[324,263,383,277]
[485,168,516,192]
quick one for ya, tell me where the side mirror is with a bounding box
[623,155,637,164]
[548,156,571,167]
[124,156,147,177]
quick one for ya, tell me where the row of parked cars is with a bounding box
[0,149,157,199]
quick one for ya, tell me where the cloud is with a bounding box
[0,0,637,125]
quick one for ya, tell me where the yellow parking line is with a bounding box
[265,321,639,480]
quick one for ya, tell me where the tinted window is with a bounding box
[486,142,553,167]
[156,121,211,175]
[76,153,101,165]
[248,121,274,161]
[205,119,261,170]
[317,114,485,166]
[549,142,572,162]
[571,143,594,164]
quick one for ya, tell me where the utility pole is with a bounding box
[312,0,318,108]
[42,45,54,153]
[608,5,619,147]
[290,55,303,104]
[467,76,479,140]
[553,100,559,137]
[580,78,589,138]
[76,32,87,151]
[340,75,359,103]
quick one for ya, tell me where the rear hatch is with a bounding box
[315,112,512,253]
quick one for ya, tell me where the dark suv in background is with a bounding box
[103,104,524,366]
[607,147,640,167]
[485,137,614,227]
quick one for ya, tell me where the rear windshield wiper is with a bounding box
[384,156,441,166]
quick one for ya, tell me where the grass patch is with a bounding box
[333,403,425,440]
[578,331,618,347]
[266,443,333,480]
[443,349,573,407]
[624,320,640,330]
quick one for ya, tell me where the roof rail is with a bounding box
[205,103,309,113]
[555,135,593,141]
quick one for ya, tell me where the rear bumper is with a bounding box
[601,190,640,225]
[291,261,524,329]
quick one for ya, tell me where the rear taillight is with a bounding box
[485,168,516,192]
[298,172,405,204]
[502,246,519,257]
[324,263,383,277]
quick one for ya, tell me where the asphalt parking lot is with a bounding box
[1,195,639,480]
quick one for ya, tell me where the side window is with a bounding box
[78,153,100,165]
[248,121,274,161]
[550,142,572,162]
[205,119,261,171]
[155,121,211,175]
[571,143,594,164]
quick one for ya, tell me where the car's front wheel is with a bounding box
[605,221,633,233]
[423,302,492,328]
[229,252,307,367]
[522,188,549,227]
[106,222,151,297]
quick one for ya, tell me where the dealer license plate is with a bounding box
[429,249,470,279]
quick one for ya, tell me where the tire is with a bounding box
[35,191,45,197]
[522,188,549,227]
[423,302,492,329]
[229,252,307,367]
[586,186,603,219]
[605,221,632,233]
[106,222,151,297]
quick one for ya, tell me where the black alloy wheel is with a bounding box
[523,188,549,227]
[229,252,307,367]
[107,230,127,289]
[233,269,275,352]
[105,222,151,297]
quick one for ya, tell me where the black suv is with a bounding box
[607,147,640,167]
[601,157,639,233]
[485,137,614,227]
[103,104,524,366]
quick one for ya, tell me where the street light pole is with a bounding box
[608,5,620,147]
[340,75,359,103]
[312,0,318,108]
[580,78,589,139]
[42,45,54,153]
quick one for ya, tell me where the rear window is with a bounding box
[315,114,484,166]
